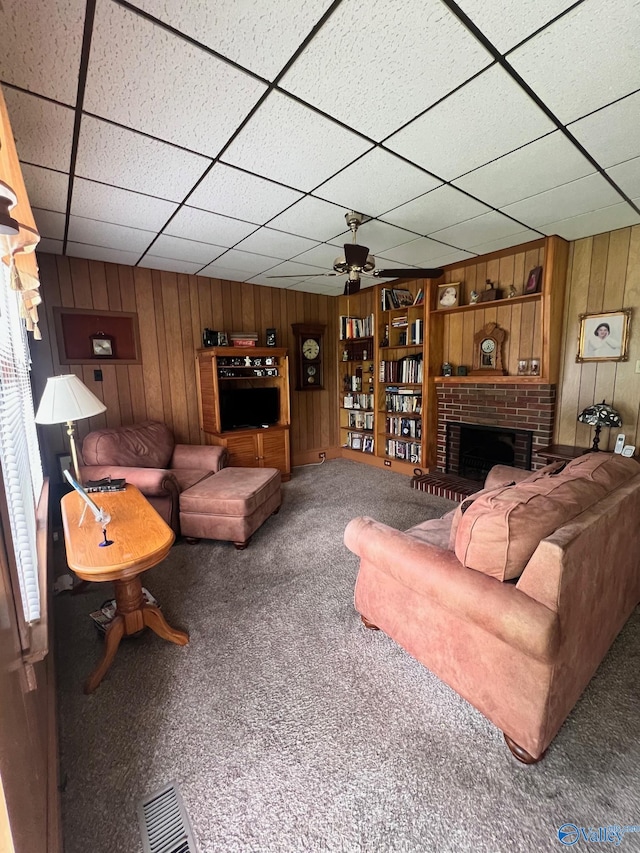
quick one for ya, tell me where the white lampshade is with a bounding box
[35,374,106,424]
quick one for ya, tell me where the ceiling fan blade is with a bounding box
[266,272,338,278]
[344,243,370,268]
[374,268,444,279]
[343,279,361,296]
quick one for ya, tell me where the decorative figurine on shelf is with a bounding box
[441,362,453,377]
[469,290,479,304]
[508,284,518,298]
[244,355,252,367]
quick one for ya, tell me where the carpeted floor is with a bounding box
[55,459,640,853]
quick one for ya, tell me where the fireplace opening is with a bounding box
[446,422,533,482]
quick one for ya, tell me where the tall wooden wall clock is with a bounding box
[291,323,326,390]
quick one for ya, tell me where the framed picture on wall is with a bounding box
[576,309,632,362]
[524,266,543,294]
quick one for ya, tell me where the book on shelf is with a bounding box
[339,314,374,340]
[412,288,424,306]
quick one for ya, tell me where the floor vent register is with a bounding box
[138,782,197,853]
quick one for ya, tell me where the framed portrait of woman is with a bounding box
[576,309,632,362]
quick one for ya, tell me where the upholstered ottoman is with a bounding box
[179,467,281,548]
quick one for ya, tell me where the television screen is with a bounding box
[220,387,280,431]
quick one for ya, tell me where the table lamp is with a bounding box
[35,374,106,482]
[577,400,622,452]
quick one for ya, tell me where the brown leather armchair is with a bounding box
[79,421,227,533]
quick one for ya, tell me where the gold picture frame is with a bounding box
[576,309,631,362]
[436,282,460,310]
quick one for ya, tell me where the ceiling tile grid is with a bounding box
[0,0,85,105]
[2,0,639,290]
[279,0,493,140]
[84,0,267,157]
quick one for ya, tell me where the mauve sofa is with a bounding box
[344,453,640,762]
[80,421,228,534]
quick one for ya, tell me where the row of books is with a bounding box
[386,416,422,439]
[343,393,374,409]
[339,314,375,340]
[348,411,375,430]
[379,355,423,384]
[385,439,422,464]
[385,391,422,413]
[346,432,375,453]
[345,374,363,392]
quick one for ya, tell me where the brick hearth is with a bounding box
[436,382,556,473]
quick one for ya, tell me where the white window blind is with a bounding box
[0,263,43,623]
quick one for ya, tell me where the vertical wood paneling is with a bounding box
[32,255,340,478]
[556,225,640,450]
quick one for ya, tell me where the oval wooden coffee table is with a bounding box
[61,484,188,693]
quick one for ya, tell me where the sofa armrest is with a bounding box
[170,444,228,472]
[345,516,560,664]
[79,465,180,497]
[484,464,532,490]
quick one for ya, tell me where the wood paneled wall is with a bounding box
[440,243,546,375]
[31,254,339,477]
[556,225,640,451]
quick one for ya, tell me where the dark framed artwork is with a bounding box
[524,266,543,294]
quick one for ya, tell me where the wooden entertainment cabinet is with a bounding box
[195,347,291,481]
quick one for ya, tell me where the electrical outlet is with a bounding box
[636,359,640,374]
[94,369,103,382]
[318,451,326,460]
[384,459,391,467]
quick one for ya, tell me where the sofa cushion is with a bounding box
[171,468,214,492]
[407,508,456,550]
[81,421,174,468]
[454,453,637,581]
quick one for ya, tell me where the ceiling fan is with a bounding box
[268,211,444,295]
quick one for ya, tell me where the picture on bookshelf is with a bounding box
[437,282,460,309]
[392,288,415,307]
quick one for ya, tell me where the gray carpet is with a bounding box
[55,459,640,853]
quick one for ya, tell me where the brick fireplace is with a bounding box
[435,382,556,474]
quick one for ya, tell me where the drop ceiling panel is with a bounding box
[314,149,441,216]
[0,0,85,105]
[84,0,266,157]
[453,132,595,209]
[267,197,351,240]
[430,211,533,249]
[467,230,542,256]
[68,216,155,252]
[454,0,577,53]
[222,91,372,191]
[280,0,492,140]
[71,178,179,231]
[164,206,257,246]
[380,237,462,266]
[76,116,211,201]
[66,243,143,265]
[4,88,74,172]
[420,249,477,268]
[259,260,330,280]
[289,243,344,270]
[20,164,69,213]
[36,238,63,255]
[200,249,280,275]
[32,208,66,240]
[147,235,226,265]
[539,201,640,241]
[128,0,334,80]
[500,173,623,228]
[386,65,555,180]
[139,255,205,275]
[233,228,318,259]
[569,92,640,169]
[607,158,640,200]
[186,163,303,223]
[382,185,491,234]
[509,0,640,124]
[197,264,250,281]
